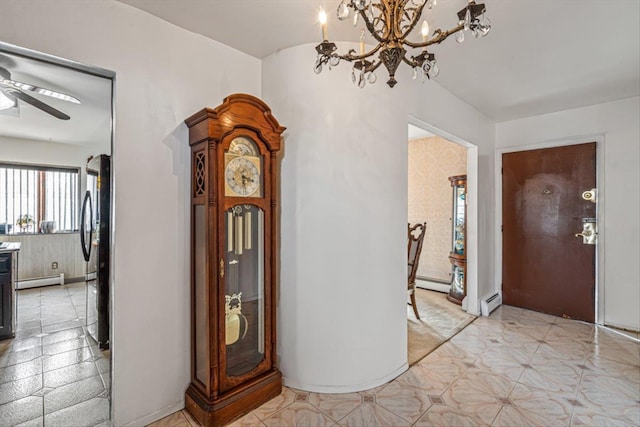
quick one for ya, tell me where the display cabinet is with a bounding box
[447,175,467,305]
[184,94,285,426]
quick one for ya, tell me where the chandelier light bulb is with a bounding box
[319,8,328,40]
[421,20,430,42]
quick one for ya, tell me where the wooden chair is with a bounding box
[408,222,426,319]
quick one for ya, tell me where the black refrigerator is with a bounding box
[81,154,111,349]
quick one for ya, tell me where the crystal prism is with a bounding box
[337,2,350,20]
[430,63,439,78]
[464,9,471,31]
[456,30,465,43]
[358,74,366,88]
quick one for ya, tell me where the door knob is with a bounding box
[575,219,597,245]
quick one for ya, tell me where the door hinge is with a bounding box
[501,225,503,232]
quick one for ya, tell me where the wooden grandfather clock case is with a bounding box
[184,94,285,426]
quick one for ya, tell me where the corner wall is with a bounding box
[495,96,640,331]
[0,1,262,425]
[262,43,495,392]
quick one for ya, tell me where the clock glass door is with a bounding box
[224,204,265,377]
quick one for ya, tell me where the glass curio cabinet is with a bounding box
[447,175,467,305]
[184,94,285,427]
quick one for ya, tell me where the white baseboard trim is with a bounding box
[16,273,64,290]
[123,400,184,427]
[283,362,408,393]
[416,278,449,293]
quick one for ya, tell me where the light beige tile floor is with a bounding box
[151,304,640,426]
[0,282,111,426]
[408,288,477,365]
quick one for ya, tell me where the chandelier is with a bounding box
[314,0,491,88]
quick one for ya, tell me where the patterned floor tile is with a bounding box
[307,391,362,421]
[252,387,296,420]
[374,380,431,424]
[415,404,487,427]
[338,402,411,426]
[147,410,192,427]
[262,402,336,427]
[507,383,574,426]
[227,411,266,427]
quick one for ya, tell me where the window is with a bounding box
[0,163,80,234]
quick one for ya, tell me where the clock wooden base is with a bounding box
[185,369,282,427]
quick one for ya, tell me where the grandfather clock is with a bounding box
[184,94,285,426]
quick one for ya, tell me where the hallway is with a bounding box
[154,304,640,426]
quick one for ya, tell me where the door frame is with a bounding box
[408,115,480,315]
[0,41,117,417]
[495,134,606,324]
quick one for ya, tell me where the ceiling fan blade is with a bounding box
[0,78,81,104]
[5,88,70,120]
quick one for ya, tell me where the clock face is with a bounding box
[229,137,259,157]
[224,136,262,197]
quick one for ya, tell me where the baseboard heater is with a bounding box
[16,273,65,290]
[480,292,502,316]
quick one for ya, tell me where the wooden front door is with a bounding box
[502,142,596,322]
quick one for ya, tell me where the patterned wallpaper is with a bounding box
[408,136,467,282]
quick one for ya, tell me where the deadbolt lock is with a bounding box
[582,188,597,203]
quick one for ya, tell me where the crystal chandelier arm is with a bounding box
[402,54,421,68]
[368,60,383,73]
[403,23,464,49]
[358,2,387,43]
[399,1,425,40]
[337,43,384,62]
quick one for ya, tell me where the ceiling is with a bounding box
[119,0,640,121]
[1,1,637,148]
[0,48,112,147]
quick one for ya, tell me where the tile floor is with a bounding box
[153,304,640,427]
[408,288,476,365]
[0,282,110,427]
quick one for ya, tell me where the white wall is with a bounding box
[495,97,640,331]
[262,43,494,392]
[0,135,101,168]
[0,1,262,425]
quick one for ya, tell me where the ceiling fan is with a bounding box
[0,65,80,120]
